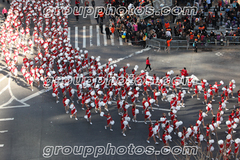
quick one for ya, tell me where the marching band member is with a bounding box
[70,102,78,120]
[131,104,138,122]
[206,101,215,117]
[192,85,200,100]
[104,113,113,131]
[146,124,159,144]
[144,107,152,124]
[85,106,92,125]
[234,138,240,160]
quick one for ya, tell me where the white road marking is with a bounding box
[75,26,78,49]
[215,52,223,56]
[96,25,100,46]
[68,27,70,40]
[136,120,156,123]
[0,144,4,147]
[0,73,8,82]
[119,37,123,45]
[0,118,14,121]
[104,99,170,111]
[0,75,30,109]
[20,89,49,103]
[83,26,86,48]
[136,105,170,111]
[136,120,171,123]
[0,86,8,95]
[103,25,107,46]
[111,33,114,46]
[90,25,93,47]
[135,50,143,54]
[109,48,151,66]
[0,130,8,133]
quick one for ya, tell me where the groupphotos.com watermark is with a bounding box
[43,143,198,158]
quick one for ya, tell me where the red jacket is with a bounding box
[146,59,150,65]
[181,69,188,76]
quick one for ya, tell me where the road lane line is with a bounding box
[20,88,52,103]
[90,26,93,47]
[0,86,8,95]
[119,37,123,45]
[111,33,114,46]
[103,25,107,46]
[68,27,70,40]
[75,26,78,49]
[0,118,14,121]
[0,130,8,133]
[83,26,86,48]
[96,25,100,46]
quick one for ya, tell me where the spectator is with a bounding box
[100,21,103,34]
[105,26,110,39]
[75,0,80,7]
[193,39,198,52]
[166,38,172,53]
[74,9,79,21]
[91,0,95,8]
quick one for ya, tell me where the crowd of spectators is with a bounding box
[93,0,240,47]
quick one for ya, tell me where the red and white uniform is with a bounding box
[206,103,212,111]
[104,115,112,125]
[235,142,239,154]
[238,92,240,103]
[180,132,185,146]
[85,107,92,118]
[70,104,77,115]
[188,78,193,88]
[148,126,154,137]
[144,109,151,119]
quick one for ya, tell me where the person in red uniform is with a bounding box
[181,67,188,85]
[216,110,222,129]
[203,88,208,104]
[121,117,127,137]
[146,124,159,144]
[103,94,109,111]
[162,130,168,146]
[85,106,93,124]
[70,103,78,120]
[132,104,137,122]
[104,113,113,131]
[145,57,152,71]
[192,85,200,100]
[63,96,69,114]
[217,140,224,160]
[238,90,240,106]
[153,89,159,106]
[178,131,185,146]
[52,86,59,103]
[234,138,240,159]
[144,108,152,124]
